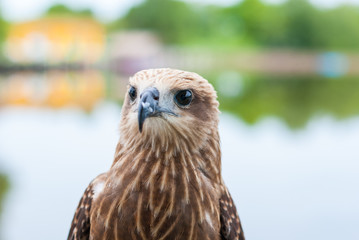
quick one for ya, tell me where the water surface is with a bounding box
[0,103,358,240]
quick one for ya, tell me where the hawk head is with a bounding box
[119,68,219,152]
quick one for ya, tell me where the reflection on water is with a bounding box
[1,70,359,127]
[0,173,9,239]
[0,71,127,111]
[0,174,9,214]
[208,73,359,128]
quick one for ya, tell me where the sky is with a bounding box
[0,0,358,23]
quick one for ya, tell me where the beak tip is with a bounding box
[138,118,144,133]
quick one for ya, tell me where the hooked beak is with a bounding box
[138,87,177,133]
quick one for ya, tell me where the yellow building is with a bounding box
[4,17,105,64]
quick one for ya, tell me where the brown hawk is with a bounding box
[68,68,245,240]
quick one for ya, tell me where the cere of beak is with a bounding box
[141,102,153,113]
[138,87,177,133]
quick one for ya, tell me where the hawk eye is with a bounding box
[175,90,192,107]
[128,86,137,101]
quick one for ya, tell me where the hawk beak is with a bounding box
[138,87,177,133]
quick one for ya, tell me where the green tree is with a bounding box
[121,0,201,43]
[44,4,94,18]
[0,9,8,62]
[223,0,289,47]
[0,10,7,43]
[281,0,320,48]
[315,6,359,50]
[111,0,359,49]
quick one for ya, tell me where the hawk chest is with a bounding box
[90,169,221,240]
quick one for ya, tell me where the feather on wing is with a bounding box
[220,187,245,240]
[67,184,93,240]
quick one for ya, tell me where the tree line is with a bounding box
[115,0,359,50]
[2,0,358,51]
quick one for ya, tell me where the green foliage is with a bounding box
[110,0,359,50]
[215,74,359,129]
[223,0,286,46]
[314,6,359,50]
[0,8,8,62]
[280,0,319,48]
[0,19,7,43]
[44,4,94,18]
[0,174,9,216]
[121,0,201,43]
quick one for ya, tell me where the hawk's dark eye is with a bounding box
[128,86,137,101]
[175,90,192,107]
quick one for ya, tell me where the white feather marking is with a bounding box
[205,211,214,229]
[92,181,105,200]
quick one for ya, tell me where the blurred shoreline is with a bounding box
[0,49,355,77]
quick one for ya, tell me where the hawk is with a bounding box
[68,68,245,240]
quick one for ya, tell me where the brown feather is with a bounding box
[67,68,245,240]
[220,187,245,240]
[67,184,93,240]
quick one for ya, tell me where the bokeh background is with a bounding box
[0,0,359,239]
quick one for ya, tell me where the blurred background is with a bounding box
[0,0,359,239]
